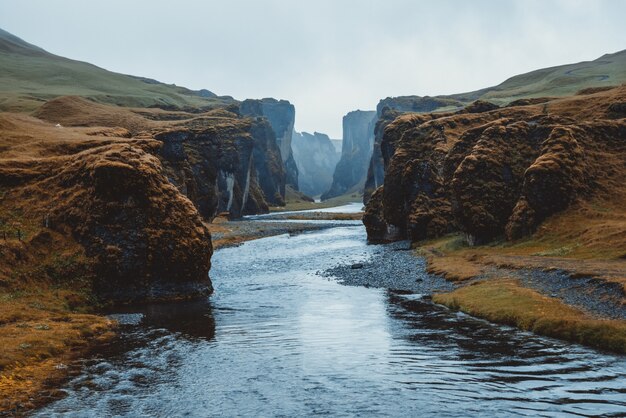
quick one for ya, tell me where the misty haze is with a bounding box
[0,1,625,416]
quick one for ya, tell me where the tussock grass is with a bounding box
[434,280,626,353]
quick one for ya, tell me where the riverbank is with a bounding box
[0,287,115,414]
[207,212,362,249]
[35,222,626,417]
[326,230,626,354]
[0,230,117,414]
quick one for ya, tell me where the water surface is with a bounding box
[36,225,626,417]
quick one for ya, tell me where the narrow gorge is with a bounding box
[0,17,625,417]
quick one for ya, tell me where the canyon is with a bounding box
[0,25,625,416]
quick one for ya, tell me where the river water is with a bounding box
[35,224,626,417]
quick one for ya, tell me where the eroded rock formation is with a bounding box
[364,96,465,204]
[322,110,376,200]
[157,111,285,216]
[239,98,298,192]
[292,131,340,196]
[0,115,213,302]
[363,87,626,245]
[0,97,290,302]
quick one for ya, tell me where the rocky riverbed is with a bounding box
[322,240,455,294]
[324,240,626,321]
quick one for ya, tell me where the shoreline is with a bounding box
[324,233,626,354]
[7,213,623,414]
[0,210,363,415]
[207,215,362,250]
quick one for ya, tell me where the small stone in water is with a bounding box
[351,263,363,269]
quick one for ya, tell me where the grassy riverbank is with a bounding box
[418,203,626,354]
[0,232,115,414]
[434,280,626,354]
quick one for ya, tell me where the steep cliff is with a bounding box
[322,110,376,200]
[0,114,213,302]
[155,110,284,218]
[239,98,298,192]
[363,50,626,204]
[363,86,626,246]
[35,97,286,218]
[292,131,340,196]
[363,96,465,204]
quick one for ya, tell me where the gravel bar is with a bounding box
[321,240,456,295]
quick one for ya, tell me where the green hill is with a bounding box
[382,49,626,112]
[0,28,235,112]
[455,49,626,103]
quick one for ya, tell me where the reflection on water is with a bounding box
[36,226,626,417]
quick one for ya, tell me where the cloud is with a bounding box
[0,0,624,137]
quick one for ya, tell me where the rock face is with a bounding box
[363,96,465,204]
[0,97,295,304]
[363,87,626,245]
[156,110,285,218]
[34,97,286,218]
[239,98,298,192]
[322,110,376,200]
[0,116,213,302]
[292,131,340,196]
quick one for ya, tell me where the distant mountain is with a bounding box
[0,28,234,112]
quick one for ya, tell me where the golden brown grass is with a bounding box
[0,230,116,413]
[416,235,485,281]
[416,191,626,291]
[434,279,626,353]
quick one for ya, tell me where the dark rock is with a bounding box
[35,143,214,302]
[362,90,626,245]
[351,263,364,269]
[363,96,464,204]
[323,110,376,200]
[155,109,284,219]
[459,100,499,114]
[292,131,340,197]
[240,98,298,190]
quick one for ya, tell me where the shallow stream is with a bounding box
[35,224,626,417]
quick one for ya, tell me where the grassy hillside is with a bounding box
[456,49,626,103]
[0,28,235,112]
[386,50,626,111]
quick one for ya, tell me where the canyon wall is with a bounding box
[363,96,465,204]
[322,110,376,200]
[156,110,285,218]
[239,98,298,192]
[363,87,626,245]
[8,96,290,302]
[292,131,340,197]
[0,114,213,302]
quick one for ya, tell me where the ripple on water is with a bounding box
[35,225,626,417]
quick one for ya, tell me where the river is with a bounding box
[35,223,626,417]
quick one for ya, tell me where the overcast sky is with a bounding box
[0,0,624,137]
